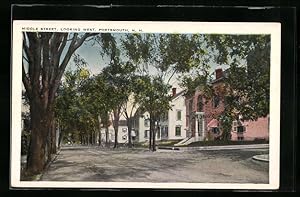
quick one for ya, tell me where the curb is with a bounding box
[157,146,180,151]
[252,154,269,163]
[157,144,269,151]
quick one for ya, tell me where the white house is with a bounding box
[98,89,187,144]
[132,111,162,143]
[98,115,136,145]
[160,88,187,141]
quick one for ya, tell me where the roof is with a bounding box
[207,119,219,128]
[210,69,229,84]
[172,90,186,100]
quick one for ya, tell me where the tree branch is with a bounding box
[23,33,34,79]
[22,33,33,62]
[22,55,29,63]
[167,68,177,84]
[57,33,68,57]
[49,33,98,105]
[129,102,137,118]
[22,60,32,99]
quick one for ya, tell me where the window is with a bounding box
[237,126,245,133]
[161,126,168,138]
[144,119,150,127]
[212,95,220,108]
[233,121,237,131]
[122,128,127,133]
[198,118,203,136]
[175,126,181,136]
[177,110,182,120]
[238,136,244,141]
[212,127,220,134]
[197,95,203,112]
[144,130,149,138]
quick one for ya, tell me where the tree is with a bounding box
[133,76,172,151]
[55,67,94,145]
[81,74,114,147]
[97,34,137,148]
[22,32,97,174]
[121,33,202,151]
[211,35,270,140]
[121,93,139,148]
[103,62,138,148]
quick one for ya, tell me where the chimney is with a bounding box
[172,87,177,97]
[215,68,223,79]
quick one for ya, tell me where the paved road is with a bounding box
[40,145,269,183]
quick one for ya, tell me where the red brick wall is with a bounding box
[231,116,269,141]
[185,79,269,141]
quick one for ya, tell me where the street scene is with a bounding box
[18,26,271,186]
[40,145,268,183]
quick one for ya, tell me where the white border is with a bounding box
[11,20,281,189]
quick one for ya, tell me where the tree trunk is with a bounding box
[87,134,89,145]
[79,133,82,145]
[112,109,120,149]
[113,124,119,148]
[149,119,154,150]
[98,130,102,146]
[149,118,156,151]
[105,126,109,147]
[127,118,132,148]
[93,130,97,145]
[26,102,50,174]
[58,126,63,149]
[50,116,57,154]
[152,120,157,152]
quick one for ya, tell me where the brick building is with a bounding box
[184,67,269,143]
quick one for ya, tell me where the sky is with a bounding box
[65,33,231,92]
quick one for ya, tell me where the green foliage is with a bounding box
[134,75,172,119]
[221,35,270,121]
[215,35,270,139]
[55,67,98,143]
[180,73,212,98]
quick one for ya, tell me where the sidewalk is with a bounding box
[157,143,269,151]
